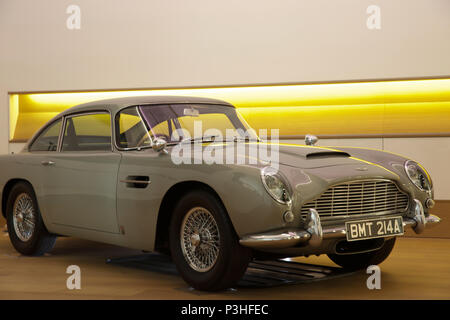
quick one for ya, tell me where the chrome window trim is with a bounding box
[57,116,66,152]
[114,105,156,152]
[59,110,114,153]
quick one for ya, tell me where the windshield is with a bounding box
[116,103,258,149]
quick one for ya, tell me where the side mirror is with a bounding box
[152,138,168,153]
[305,134,318,146]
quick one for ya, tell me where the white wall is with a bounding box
[1,0,450,198]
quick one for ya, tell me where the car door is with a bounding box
[40,111,121,234]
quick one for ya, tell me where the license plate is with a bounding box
[345,216,404,242]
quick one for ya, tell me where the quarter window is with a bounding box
[29,118,62,152]
[116,107,152,149]
[61,113,112,152]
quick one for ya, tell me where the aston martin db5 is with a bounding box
[0,96,441,291]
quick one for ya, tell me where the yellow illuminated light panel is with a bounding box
[9,78,450,142]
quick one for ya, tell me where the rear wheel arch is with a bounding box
[154,181,234,253]
[5,180,56,256]
[2,179,35,218]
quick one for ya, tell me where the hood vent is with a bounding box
[306,151,350,159]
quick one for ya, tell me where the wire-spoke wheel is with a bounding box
[170,189,250,291]
[6,182,56,256]
[12,193,36,242]
[180,207,220,272]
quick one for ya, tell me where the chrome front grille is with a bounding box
[300,180,409,219]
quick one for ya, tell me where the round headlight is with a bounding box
[404,160,432,192]
[261,167,292,204]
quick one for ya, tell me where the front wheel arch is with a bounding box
[154,181,235,254]
[169,189,250,290]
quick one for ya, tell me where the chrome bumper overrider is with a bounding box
[239,198,441,249]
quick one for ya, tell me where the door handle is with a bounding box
[41,160,55,166]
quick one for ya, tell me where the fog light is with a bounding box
[426,198,435,209]
[283,211,295,223]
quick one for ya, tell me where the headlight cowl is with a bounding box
[261,167,292,204]
[404,160,432,192]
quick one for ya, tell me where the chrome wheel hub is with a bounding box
[180,207,220,272]
[190,233,201,247]
[12,193,36,242]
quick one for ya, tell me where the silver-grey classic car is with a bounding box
[0,96,441,291]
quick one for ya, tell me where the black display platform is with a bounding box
[106,253,356,288]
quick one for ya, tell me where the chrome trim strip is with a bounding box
[120,179,151,184]
[57,116,65,152]
[239,230,311,249]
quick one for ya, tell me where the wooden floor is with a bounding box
[0,232,449,300]
[404,200,450,239]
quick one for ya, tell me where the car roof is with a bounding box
[60,95,235,116]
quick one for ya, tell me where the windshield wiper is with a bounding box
[173,135,259,145]
[220,136,258,143]
[179,135,218,144]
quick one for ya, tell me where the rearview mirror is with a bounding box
[183,107,199,117]
[305,134,318,146]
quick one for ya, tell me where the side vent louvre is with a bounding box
[120,176,151,189]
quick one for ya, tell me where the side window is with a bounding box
[116,107,151,149]
[61,113,112,152]
[29,119,62,152]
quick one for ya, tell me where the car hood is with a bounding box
[169,141,406,171]
[165,141,419,207]
[247,143,396,170]
[224,142,406,182]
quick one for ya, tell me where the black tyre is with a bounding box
[169,190,250,291]
[6,182,56,256]
[327,237,396,270]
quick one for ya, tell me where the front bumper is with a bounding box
[240,198,441,249]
